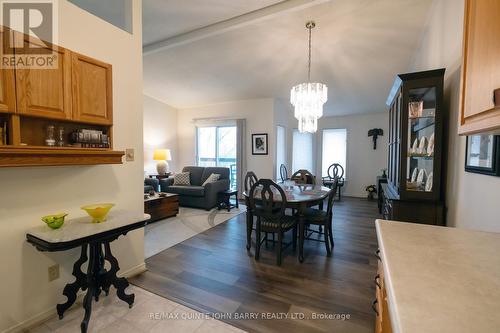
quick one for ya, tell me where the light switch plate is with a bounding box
[125,149,134,161]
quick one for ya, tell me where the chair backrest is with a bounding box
[327,163,344,180]
[291,169,316,185]
[244,171,258,192]
[326,178,339,216]
[248,179,287,219]
[279,164,288,182]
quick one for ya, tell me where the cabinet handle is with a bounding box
[372,299,379,316]
[375,249,381,261]
[374,274,381,289]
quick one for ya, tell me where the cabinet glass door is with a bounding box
[406,87,436,193]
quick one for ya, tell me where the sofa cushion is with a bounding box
[201,167,229,184]
[167,185,205,197]
[202,173,220,186]
[173,172,190,185]
[183,166,205,186]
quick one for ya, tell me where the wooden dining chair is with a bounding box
[301,179,338,256]
[244,171,258,250]
[248,179,298,265]
[322,163,344,200]
[279,164,289,182]
[244,171,258,192]
[291,169,316,185]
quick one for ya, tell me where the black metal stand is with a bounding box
[56,241,134,333]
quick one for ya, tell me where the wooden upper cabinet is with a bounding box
[459,0,500,135]
[14,32,72,120]
[0,27,16,113]
[71,53,112,125]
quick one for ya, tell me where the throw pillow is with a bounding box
[202,173,220,186]
[173,172,190,185]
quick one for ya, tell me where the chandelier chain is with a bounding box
[307,23,312,82]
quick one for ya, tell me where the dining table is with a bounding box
[243,183,331,262]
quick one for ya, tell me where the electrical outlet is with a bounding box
[48,264,60,282]
[125,148,134,161]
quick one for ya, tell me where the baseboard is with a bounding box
[118,262,147,278]
[3,262,147,333]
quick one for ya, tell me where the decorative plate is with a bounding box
[425,172,433,192]
[417,168,427,183]
[418,136,427,154]
[411,138,419,154]
[427,133,435,156]
[411,168,418,183]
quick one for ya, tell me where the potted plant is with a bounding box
[365,185,377,200]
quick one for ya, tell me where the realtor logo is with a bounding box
[0,0,58,68]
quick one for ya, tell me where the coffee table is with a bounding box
[144,193,179,222]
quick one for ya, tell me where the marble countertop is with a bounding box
[376,220,500,333]
[27,210,150,243]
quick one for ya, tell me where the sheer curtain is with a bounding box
[236,119,246,198]
[193,117,246,197]
[276,126,286,179]
[321,128,347,178]
[292,129,314,172]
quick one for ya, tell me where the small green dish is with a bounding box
[42,213,68,229]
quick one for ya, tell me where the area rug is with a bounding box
[144,205,246,258]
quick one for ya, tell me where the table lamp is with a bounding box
[153,149,172,175]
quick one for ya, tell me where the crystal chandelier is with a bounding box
[290,21,327,133]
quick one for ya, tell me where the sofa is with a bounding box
[160,166,230,210]
[144,178,159,193]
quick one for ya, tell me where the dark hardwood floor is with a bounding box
[131,197,380,333]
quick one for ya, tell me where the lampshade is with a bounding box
[153,149,172,161]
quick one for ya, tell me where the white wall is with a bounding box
[272,103,388,197]
[318,113,389,197]
[411,0,500,232]
[0,1,144,331]
[273,98,294,179]
[177,99,275,178]
[143,95,178,174]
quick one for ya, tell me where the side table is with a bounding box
[217,189,239,212]
[26,211,149,333]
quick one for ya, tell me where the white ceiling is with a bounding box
[142,0,434,116]
[142,0,285,45]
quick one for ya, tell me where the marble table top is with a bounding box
[243,184,331,203]
[27,210,150,244]
[376,220,500,333]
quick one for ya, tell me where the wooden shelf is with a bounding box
[0,146,124,167]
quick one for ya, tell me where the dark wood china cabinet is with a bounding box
[381,69,446,225]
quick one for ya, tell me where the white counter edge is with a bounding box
[375,219,402,333]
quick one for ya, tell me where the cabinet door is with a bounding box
[0,27,16,113]
[72,53,112,125]
[15,32,72,120]
[460,0,500,134]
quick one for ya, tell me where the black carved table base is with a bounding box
[57,241,134,333]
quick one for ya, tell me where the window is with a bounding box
[276,126,286,178]
[322,129,347,179]
[196,126,237,188]
[292,129,313,172]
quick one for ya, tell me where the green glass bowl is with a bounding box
[42,213,68,229]
[81,203,115,223]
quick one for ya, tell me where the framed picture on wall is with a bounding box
[465,134,500,176]
[252,133,268,155]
